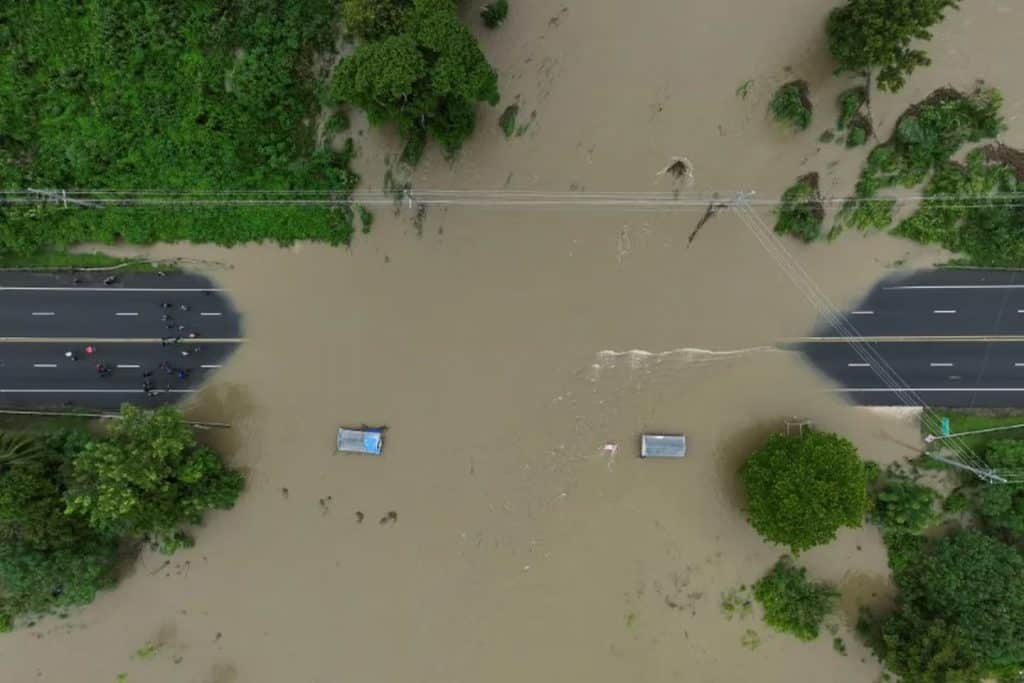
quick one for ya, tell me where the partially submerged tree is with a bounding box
[64,405,244,554]
[331,0,499,163]
[740,430,872,553]
[774,173,824,242]
[753,556,838,641]
[826,0,960,92]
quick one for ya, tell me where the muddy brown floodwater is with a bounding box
[4,1,1024,681]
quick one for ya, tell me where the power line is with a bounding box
[5,187,1024,210]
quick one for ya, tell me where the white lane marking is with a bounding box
[887,284,1024,290]
[199,312,222,317]
[0,287,222,292]
[929,362,954,367]
[836,388,1024,393]
[850,310,874,315]
[31,311,55,316]
[32,363,57,368]
[0,337,244,343]
[1015,363,1024,367]
[932,309,957,314]
[200,364,222,369]
[116,364,140,369]
[1017,310,1024,314]
[0,389,196,394]
[115,312,139,316]
[847,363,870,367]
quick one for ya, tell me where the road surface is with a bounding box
[0,270,241,410]
[799,269,1024,408]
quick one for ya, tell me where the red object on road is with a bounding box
[84,345,95,355]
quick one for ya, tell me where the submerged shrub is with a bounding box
[837,87,868,130]
[499,104,519,138]
[775,174,824,242]
[770,81,813,132]
[481,0,509,28]
[855,87,1003,198]
[754,557,838,641]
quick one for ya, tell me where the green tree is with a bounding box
[64,406,244,553]
[770,81,812,131]
[331,0,499,161]
[871,480,938,535]
[969,439,1024,536]
[0,458,118,631]
[342,0,411,39]
[826,0,960,92]
[753,556,838,641]
[879,530,1024,681]
[740,430,872,553]
[774,173,824,242]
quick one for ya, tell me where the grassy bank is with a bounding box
[926,410,1024,453]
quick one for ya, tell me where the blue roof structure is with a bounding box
[337,428,384,455]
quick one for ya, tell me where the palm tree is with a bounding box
[0,433,47,466]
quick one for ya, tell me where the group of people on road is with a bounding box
[59,298,216,398]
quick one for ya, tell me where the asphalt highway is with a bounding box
[799,269,1024,408]
[0,270,241,410]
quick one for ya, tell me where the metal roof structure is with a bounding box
[337,427,384,455]
[640,434,687,458]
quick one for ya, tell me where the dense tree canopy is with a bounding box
[826,0,960,92]
[65,406,244,553]
[0,436,119,632]
[331,0,499,163]
[342,0,412,39]
[871,480,938,535]
[879,530,1024,681]
[0,0,360,262]
[740,430,872,553]
[0,407,243,631]
[959,440,1024,537]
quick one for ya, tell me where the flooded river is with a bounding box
[3,1,1024,681]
